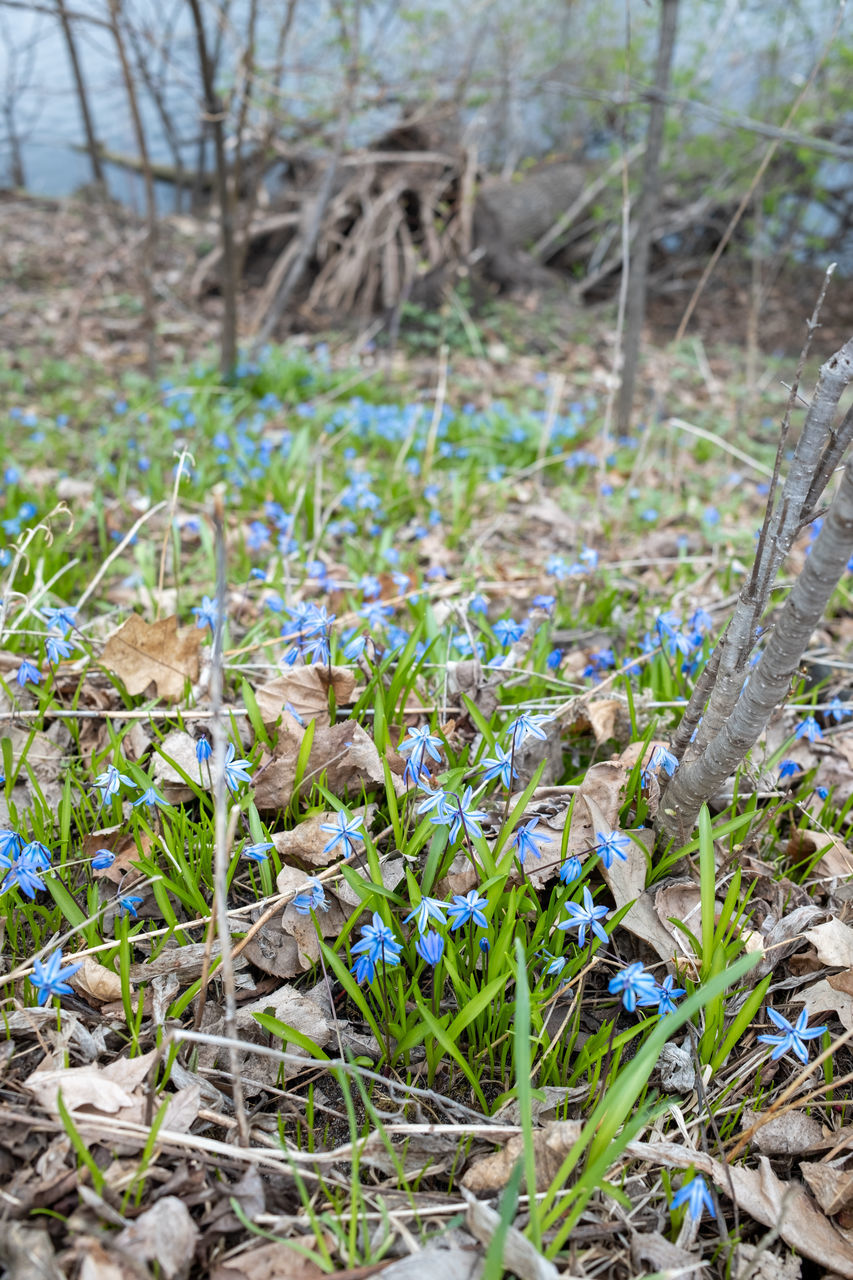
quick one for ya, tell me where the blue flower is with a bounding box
[595,829,632,869]
[196,736,212,763]
[224,743,253,792]
[192,595,220,632]
[654,973,685,1015]
[416,930,445,966]
[243,841,273,862]
[320,809,364,858]
[350,912,403,982]
[546,648,563,670]
[30,948,82,1005]
[778,758,801,780]
[132,786,169,809]
[493,618,525,646]
[0,829,23,865]
[118,894,144,916]
[794,715,823,742]
[828,697,851,723]
[510,818,552,865]
[646,745,678,778]
[15,659,41,688]
[435,787,487,843]
[91,848,115,870]
[41,605,77,635]
[293,877,329,914]
[541,949,568,977]
[403,895,447,933]
[1,856,46,898]
[559,856,582,884]
[479,744,517,788]
[92,763,136,805]
[757,1007,827,1063]
[45,634,75,664]
[398,725,444,779]
[505,712,550,746]
[21,841,51,870]
[447,890,489,931]
[608,962,659,1012]
[557,886,609,948]
[416,786,452,819]
[670,1175,716,1221]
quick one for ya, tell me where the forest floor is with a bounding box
[2,189,853,1280]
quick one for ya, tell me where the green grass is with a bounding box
[0,333,847,1274]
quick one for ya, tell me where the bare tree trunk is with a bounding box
[615,0,678,435]
[54,0,105,188]
[187,0,238,376]
[108,0,158,375]
[659,320,853,840]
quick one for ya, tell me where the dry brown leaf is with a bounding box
[254,666,357,727]
[801,1162,853,1216]
[801,978,853,1031]
[151,729,205,799]
[805,918,853,968]
[234,983,331,1054]
[378,1252,484,1280]
[786,828,853,880]
[741,1108,824,1156]
[114,1197,198,1280]
[101,614,202,702]
[78,1239,134,1280]
[592,812,676,963]
[71,957,126,1004]
[209,1239,328,1280]
[461,1121,582,1193]
[254,720,403,812]
[25,1049,158,1115]
[566,762,626,855]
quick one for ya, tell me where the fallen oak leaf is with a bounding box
[101,615,202,702]
[254,666,357,727]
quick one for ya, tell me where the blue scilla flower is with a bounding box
[118,894,144,916]
[223,743,253,791]
[320,809,364,858]
[15,659,41,688]
[196,735,212,764]
[92,763,136,805]
[0,829,23,865]
[559,856,582,884]
[505,712,550,747]
[510,818,552,865]
[795,715,823,742]
[757,1007,827,1063]
[192,595,220,631]
[403,895,447,933]
[447,890,489,931]
[243,841,273,862]
[778,758,801,781]
[45,633,74,664]
[30,948,82,1005]
[398,725,443,774]
[828,696,851,723]
[416,930,445,966]
[350,912,402,983]
[654,973,685,1015]
[646,745,678,778]
[416,786,452,819]
[595,829,632,869]
[541,949,568,978]
[479,743,516,788]
[91,848,116,870]
[608,962,659,1012]
[132,786,169,810]
[293,877,329,915]
[436,787,487,843]
[546,648,563,670]
[670,1175,715,1221]
[1,856,46,898]
[557,886,609,948]
[21,841,51,871]
[493,618,525,647]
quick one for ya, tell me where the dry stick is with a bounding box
[155,447,194,621]
[193,804,240,1034]
[209,486,250,1146]
[674,2,845,344]
[53,0,104,187]
[77,500,167,612]
[661,413,853,836]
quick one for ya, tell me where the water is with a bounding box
[0,0,849,269]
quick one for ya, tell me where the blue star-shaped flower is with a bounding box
[757,1007,827,1063]
[510,818,552,865]
[595,828,632,869]
[557,885,609,948]
[670,1175,716,1221]
[30,948,83,1005]
[320,809,364,858]
[403,895,447,934]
